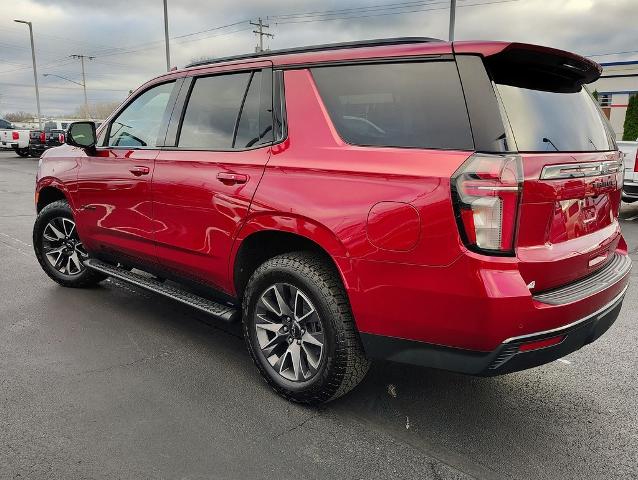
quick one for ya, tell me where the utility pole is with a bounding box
[448,0,457,42]
[250,17,274,53]
[163,0,171,71]
[14,20,42,129]
[70,55,94,119]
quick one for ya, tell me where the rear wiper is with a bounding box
[542,137,559,151]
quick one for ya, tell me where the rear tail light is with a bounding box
[39,131,46,143]
[634,149,638,173]
[58,133,65,144]
[12,131,19,140]
[451,153,522,254]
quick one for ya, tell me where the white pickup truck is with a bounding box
[619,139,638,203]
[0,118,30,157]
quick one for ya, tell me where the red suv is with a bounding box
[33,38,631,403]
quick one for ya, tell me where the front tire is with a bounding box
[33,200,106,288]
[243,252,370,404]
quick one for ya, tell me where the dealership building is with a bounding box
[590,60,638,140]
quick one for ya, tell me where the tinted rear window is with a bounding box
[311,62,473,150]
[179,73,250,150]
[496,84,613,152]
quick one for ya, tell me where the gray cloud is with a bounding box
[1,0,636,116]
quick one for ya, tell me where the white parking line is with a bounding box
[557,359,572,365]
[625,215,638,221]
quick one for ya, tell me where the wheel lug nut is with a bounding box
[296,339,301,345]
[288,337,293,344]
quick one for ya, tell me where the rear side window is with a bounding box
[177,70,273,150]
[311,62,473,150]
[179,73,250,149]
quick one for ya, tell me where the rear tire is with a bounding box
[14,147,29,157]
[33,200,106,288]
[243,252,370,404]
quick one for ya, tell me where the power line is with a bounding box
[86,20,251,58]
[273,0,523,25]
[89,25,253,59]
[0,82,128,92]
[271,0,442,19]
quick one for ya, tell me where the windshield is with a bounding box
[497,84,614,152]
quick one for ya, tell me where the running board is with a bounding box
[84,258,238,322]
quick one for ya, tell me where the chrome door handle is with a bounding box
[217,172,248,185]
[129,166,150,176]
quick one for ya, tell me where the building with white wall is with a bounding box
[590,60,638,140]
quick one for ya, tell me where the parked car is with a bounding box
[0,118,30,157]
[32,38,631,403]
[28,125,67,157]
[618,140,638,203]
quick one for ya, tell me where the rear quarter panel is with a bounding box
[247,68,471,267]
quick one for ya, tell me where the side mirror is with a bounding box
[66,121,97,150]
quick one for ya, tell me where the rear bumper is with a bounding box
[1,142,18,149]
[361,284,628,375]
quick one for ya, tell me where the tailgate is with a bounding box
[481,43,624,292]
[516,152,623,291]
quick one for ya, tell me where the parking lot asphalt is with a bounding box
[0,149,636,480]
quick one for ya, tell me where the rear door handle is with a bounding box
[217,172,248,185]
[129,166,150,176]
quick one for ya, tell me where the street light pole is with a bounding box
[448,0,457,42]
[163,0,171,71]
[14,20,42,129]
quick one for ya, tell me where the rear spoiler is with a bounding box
[453,41,602,93]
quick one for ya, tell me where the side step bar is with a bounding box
[84,258,238,322]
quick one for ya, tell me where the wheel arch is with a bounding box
[231,214,353,299]
[36,183,70,213]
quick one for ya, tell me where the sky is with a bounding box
[1,0,637,117]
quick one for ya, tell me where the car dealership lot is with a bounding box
[1,150,636,480]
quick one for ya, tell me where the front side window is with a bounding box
[108,81,175,148]
[311,61,474,150]
[178,73,251,150]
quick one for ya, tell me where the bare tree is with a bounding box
[71,101,122,120]
[4,111,35,122]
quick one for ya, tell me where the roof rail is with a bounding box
[185,37,443,68]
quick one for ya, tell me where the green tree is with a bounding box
[623,95,638,141]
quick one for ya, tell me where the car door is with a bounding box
[152,63,273,292]
[75,80,179,264]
